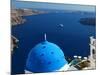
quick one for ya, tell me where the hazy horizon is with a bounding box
[12,0,96,12]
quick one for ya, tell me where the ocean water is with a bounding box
[11,11,96,74]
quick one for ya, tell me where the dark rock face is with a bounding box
[79,17,96,26]
[11,36,19,52]
[11,14,26,25]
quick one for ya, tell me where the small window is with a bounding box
[51,52,54,54]
[92,49,95,54]
[42,46,46,49]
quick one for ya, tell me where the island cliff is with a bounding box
[79,17,96,26]
[11,8,47,26]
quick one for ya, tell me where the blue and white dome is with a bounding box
[26,34,68,73]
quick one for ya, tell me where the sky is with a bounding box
[12,0,96,12]
[18,0,96,5]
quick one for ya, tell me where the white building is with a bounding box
[88,36,96,69]
[67,36,96,70]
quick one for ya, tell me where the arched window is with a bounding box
[92,49,95,54]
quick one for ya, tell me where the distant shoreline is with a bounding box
[79,17,96,26]
[11,8,48,26]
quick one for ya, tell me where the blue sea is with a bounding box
[12,10,96,74]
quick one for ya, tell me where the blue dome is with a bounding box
[26,41,68,73]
